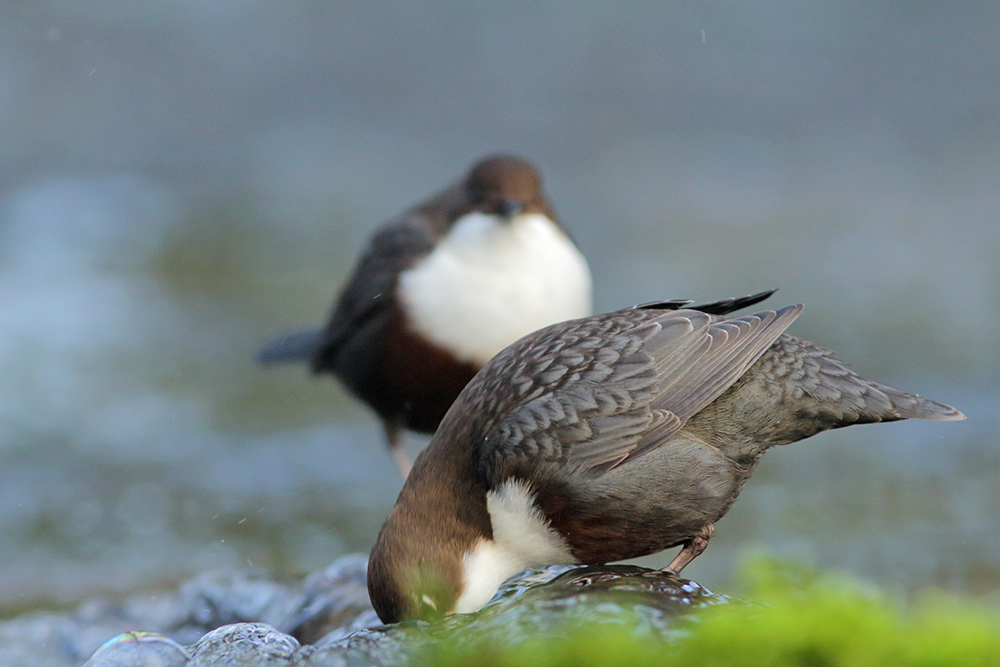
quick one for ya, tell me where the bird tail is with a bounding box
[760,335,965,441]
[257,329,323,364]
[868,381,965,421]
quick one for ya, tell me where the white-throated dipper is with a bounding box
[366,291,964,623]
[259,155,592,477]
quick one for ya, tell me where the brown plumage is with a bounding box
[259,155,592,476]
[367,293,964,622]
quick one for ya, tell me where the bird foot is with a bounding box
[663,524,713,575]
[384,422,412,480]
[391,445,412,480]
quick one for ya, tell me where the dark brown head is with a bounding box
[367,438,495,623]
[367,512,463,623]
[464,154,552,219]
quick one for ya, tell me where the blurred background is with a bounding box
[0,2,996,616]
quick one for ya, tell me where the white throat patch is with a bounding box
[397,212,592,366]
[452,478,576,614]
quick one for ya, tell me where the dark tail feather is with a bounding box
[630,289,778,315]
[691,289,778,315]
[257,329,323,364]
[630,298,692,311]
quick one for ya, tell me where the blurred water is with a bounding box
[0,3,997,615]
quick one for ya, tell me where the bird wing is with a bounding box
[309,200,463,372]
[480,304,802,480]
[259,212,444,368]
[310,179,474,369]
[319,220,433,341]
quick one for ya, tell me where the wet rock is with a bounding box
[427,564,728,651]
[2,555,730,667]
[304,563,730,666]
[171,569,296,642]
[285,554,381,645]
[309,626,421,667]
[188,623,300,666]
[82,631,190,667]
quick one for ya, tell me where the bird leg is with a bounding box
[383,421,412,480]
[663,524,713,575]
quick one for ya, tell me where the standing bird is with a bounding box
[367,293,964,623]
[259,155,592,477]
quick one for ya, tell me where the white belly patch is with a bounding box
[453,478,576,614]
[397,212,592,366]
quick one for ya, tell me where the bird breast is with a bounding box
[454,478,576,613]
[397,212,592,367]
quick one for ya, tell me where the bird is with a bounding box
[366,291,964,623]
[258,155,592,477]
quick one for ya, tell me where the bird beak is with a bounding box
[497,200,525,218]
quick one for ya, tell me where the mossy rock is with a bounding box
[422,557,1000,667]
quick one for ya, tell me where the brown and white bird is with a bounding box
[366,291,964,623]
[259,155,592,477]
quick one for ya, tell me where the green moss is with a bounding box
[421,556,1000,667]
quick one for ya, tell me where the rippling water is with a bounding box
[0,3,996,615]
